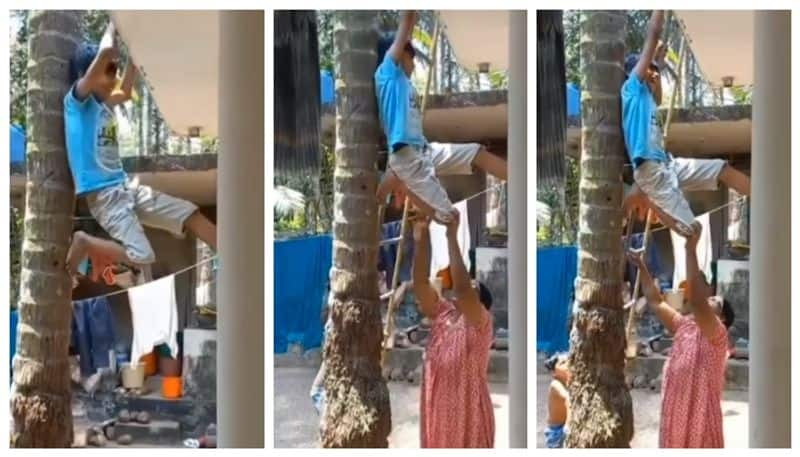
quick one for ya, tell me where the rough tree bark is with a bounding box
[321,11,391,448]
[11,10,82,448]
[566,10,634,448]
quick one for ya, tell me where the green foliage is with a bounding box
[537,156,579,247]
[10,10,29,128]
[82,10,110,42]
[317,10,334,72]
[274,141,334,236]
[563,10,580,87]
[488,70,508,90]
[564,10,652,87]
[729,86,752,105]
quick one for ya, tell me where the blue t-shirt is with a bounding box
[374,53,427,152]
[621,73,667,166]
[64,86,127,195]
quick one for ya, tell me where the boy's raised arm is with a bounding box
[632,10,665,81]
[387,11,417,63]
[74,24,119,100]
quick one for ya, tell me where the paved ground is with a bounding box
[274,366,509,448]
[535,372,749,448]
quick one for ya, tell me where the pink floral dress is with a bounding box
[660,314,729,448]
[420,298,495,448]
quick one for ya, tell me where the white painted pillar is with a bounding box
[508,10,527,448]
[749,10,790,448]
[217,11,264,448]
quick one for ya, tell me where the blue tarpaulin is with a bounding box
[10,124,25,165]
[321,71,335,105]
[537,246,577,354]
[566,83,580,117]
[274,235,332,353]
[10,310,18,380]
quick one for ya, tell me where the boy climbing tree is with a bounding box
[621,10,751,237]
[373,10,508,223]
[64,23,216,284]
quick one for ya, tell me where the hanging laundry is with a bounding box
[127,275,179,364]
[429,200,471,278]
[71,297,116,377]
[626,232,669,289]
[671,212,713,287]
[379,220,414,289]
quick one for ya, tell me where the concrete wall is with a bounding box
[476,247,508,331]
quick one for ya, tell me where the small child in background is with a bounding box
[544,353,571,448]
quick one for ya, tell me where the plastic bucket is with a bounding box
[159,356,181,377]
[121,363,145,389]
[162,376,182,399]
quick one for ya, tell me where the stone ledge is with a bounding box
[276,346,509,384]
[10,153,217,178]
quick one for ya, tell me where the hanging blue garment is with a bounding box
[71,297,116,376]
[536,246,577,354]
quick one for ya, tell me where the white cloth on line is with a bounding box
[670,212,713,287]
[429,199,470,278]
[127,275,179,363]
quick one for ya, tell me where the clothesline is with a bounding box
[379,182,506,248]
[624,195,747,240]
[77,255,218,300]
[77,182,506,297]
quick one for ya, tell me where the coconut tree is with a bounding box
[565,10,634,448]
[11,10,82,448]
[320,11,391,448]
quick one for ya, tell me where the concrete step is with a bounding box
[114,419,181,446]
[383,347,508,383]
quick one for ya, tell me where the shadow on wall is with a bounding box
[477,248,508,331]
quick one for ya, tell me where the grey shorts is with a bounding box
[86,179,198,264]
[388,142,481,223]
[633,156,725,236]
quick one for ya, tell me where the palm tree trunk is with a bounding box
[11,10,82,448]
[321,11,391,448]
[566,11,633,448]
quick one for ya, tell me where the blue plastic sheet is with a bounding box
[566,83,581,117]
[10,124,25,165]
[537,246,577,354]
[274,235,332,353]
[10,310,18,380]
[321,71,335,105]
